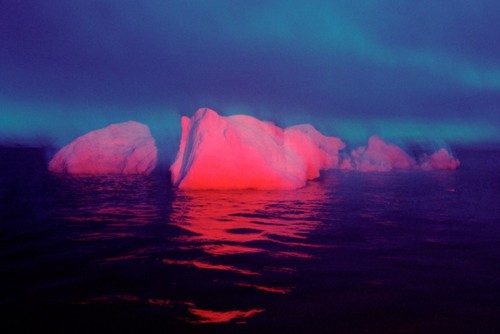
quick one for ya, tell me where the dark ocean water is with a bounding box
[1,147,500,334]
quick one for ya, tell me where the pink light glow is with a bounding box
[170,108,345,189]
[147,298,172,307]
[420,148,461,170]
[235,283,293,294]
[48,121,157,175]
[201,244,265,256]
[170,185,327,253]
[162,258,260,275]
[48,109,460,181]
[170,109,460,189]
[345,136,460,171]
[186,307,265,324]
[163,183,329,278]
[349,135,417,171]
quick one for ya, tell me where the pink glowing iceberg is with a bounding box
[345,136,460,171]
[349,135,417,171]
[48,121,157,175]
[420,148,461,170]
[170,108,345,189]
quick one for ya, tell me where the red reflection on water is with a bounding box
[273,251,314,259]
[201,244,264,256]
[170,181,329,258]
[101,253,147,263]
[235,283,293,294]
[147,298,172,307]
[265,266,297,274]
[161,181,333,324]
[163,258,260,276]
[147,299,195,308]
[186,307,265,324]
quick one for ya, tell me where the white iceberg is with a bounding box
[349,135,417,171]
[345,136,460,171]
[170,108,345,189]
[420,148,461,170]
[48,121,157,175]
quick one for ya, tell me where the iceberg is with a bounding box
[170,108,345,189]
[346,136,460,171]
[420,148,461,170]
[349,135,417,171]
[48,121,157,175]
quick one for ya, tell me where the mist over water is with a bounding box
[1,147,500,333]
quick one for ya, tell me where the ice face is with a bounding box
[284,124,345,179]
[170,108,345,190]
[48,121,157,175]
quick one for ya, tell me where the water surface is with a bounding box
[1,147,499,333]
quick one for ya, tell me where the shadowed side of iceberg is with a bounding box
[48,121,157,175]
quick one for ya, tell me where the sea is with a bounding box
[1,146,500,334]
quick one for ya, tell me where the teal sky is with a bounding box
[1,0,499,147]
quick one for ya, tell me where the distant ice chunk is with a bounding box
[349,135,416,171]
[170,108,345,189]
[346,136,460,171]
[420,148,460,170]
[48,121,157,175]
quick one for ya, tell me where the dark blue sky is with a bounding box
[1,0,499,146]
